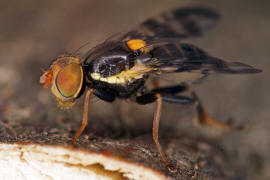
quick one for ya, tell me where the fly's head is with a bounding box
[40,56,84,108]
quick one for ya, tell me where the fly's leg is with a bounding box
[152,94,172,169]
[152,83,231,129]
[136,92,193,172]
[136,93,174,171]
[151,84,188,94]
[71,88,93,143]
[136,84,231,170]
[152,79,160,89]
[191,91,231,129]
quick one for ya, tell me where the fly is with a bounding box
[40,6,262,171]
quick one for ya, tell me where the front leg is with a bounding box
[71,88,93,143]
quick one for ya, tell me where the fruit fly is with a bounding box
[40,7,262,170]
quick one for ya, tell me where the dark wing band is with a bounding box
[110,7,220,43]
[147,43,262,74]
[83,7,221,63]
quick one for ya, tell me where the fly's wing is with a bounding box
[107,6,220,43]
[82,6,261,84]
[143,43,262,84]
[83,7,220,63]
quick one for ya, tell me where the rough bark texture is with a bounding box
[0,0,268,179]
[0,120,235,179]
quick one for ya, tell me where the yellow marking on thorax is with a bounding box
[126,39,147,51]
[91,64,154,84]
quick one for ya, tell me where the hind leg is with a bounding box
[151,83,231,129]
[135,84,231,170]
[191,91,230,129]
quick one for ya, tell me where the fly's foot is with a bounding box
[166,163,178,173]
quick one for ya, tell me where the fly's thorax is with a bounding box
[89,59,154,85]
[82,38,156,90]
[40,55,84,108]
[90,50,131,76]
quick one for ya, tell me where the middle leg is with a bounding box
[136,91,194,171]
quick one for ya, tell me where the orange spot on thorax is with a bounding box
[126,39,146,51]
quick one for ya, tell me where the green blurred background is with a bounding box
[0,0,269,179]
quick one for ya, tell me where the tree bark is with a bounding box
[0,114,235,179]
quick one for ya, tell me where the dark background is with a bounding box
[0,0,269,179]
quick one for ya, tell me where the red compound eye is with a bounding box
[56,63,82,98]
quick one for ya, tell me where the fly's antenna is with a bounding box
[72,41,92,56]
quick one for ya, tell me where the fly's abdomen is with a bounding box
[148,43,209,72]
[152,43,207,61]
